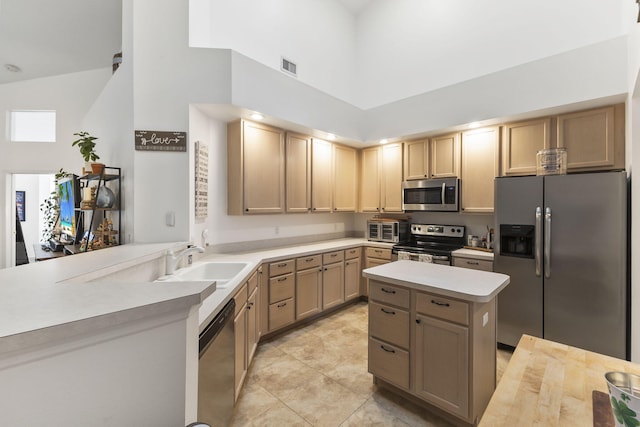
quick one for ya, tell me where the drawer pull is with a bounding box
[374,249,382,253]
[277,263,288,267]
[380,287,396,294]
[305,258,314,262]
[431,299,450,307]
[380,345,395,354]
[380,308,396,315]
[466,261,480,265]
[277,277,287,282]
[330,253,338,257]
[277,302,287,308]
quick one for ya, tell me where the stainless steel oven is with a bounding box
[402,178,459,212]
[392,224,465,265]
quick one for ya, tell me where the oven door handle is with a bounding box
[432,255,449,261]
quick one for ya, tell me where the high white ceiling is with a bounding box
[0,0,371,85]
[0,0,122,84]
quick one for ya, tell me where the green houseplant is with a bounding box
[72,131,103,174]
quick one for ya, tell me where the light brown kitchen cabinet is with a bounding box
[404,134,460,180]
[461,127,500,213]
[295,255,322,320]
[501,118,551,176]
[246,270,260,366]
[285,133,311,213]
[360,147,380,212]
[311,138,333,212]
[267,259,295,332]
[233,283,248,401]
[557,104,624,172]
[228,120,285,215]
[363,247,392,297]
[333,144,358,212]
[344,248,362,300]
[452,256,493,272]
[322,251,345,310]
[381,143,404,212]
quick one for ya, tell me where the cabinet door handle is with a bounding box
[416,319,421,324]
[380,308,396,315]
[305,258,314,262]
[466,261,479,265]
[277,302,287,308]
[277,263,288,267]
[277,277,287,282]
[431,299,450,307]
[380,345,395,354]
[330,253,337,257]
[380,287,396,294]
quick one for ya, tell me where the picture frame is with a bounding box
[16,190,25,222]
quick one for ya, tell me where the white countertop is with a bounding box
[362,260,509,302]
[451,248,494,261]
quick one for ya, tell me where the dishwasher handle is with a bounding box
[199,298,235,355]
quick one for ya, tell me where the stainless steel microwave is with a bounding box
[402,178,459,212]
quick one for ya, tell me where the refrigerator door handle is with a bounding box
[545,207,551,279]
[535,207,542,277]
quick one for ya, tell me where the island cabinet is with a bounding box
[228,120,285,215]
[363,261,509,427]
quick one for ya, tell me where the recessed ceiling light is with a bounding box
[250,113,263,120]
[379,139,388,144]
[327,133,336,140]
[4,64,21,73]
[468,122,481,129]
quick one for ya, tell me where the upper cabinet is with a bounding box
[461,127,499,213]
[361,143,403,213]
[557,104,624,172]
[500,104,625,176]
[405,134,460,180]
[501,118,551,176]
[286,133,311,213]
[333,144,358,212]
[228,120,285,215]
[311,139,333,212]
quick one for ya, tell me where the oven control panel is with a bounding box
[411,224,465,238]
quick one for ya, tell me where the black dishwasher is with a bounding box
[197,298,235,427]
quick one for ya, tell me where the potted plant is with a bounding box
[72,131,104,174]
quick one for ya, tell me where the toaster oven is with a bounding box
[367,219,409,243]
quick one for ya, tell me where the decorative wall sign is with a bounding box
[15,191,25,222]
[194,141,209,219]
[134,130,187,152]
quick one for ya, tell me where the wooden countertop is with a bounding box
[480,335,640,426]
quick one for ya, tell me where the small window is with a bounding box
[10,110,56,142]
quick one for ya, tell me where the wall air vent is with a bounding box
[281,57,298,77]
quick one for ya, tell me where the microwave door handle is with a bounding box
[535,207,542,277]
[441,183,445,205]
[544,207,551,279]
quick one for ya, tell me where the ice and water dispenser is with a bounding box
[499,224,535,258]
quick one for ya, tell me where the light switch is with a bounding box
[166,211,175,227]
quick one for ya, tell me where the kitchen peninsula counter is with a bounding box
[480,335,640,427]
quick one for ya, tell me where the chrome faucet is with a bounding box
[165,245,205,275]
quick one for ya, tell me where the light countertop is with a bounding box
[480,335,640,426]
[362,260,509,302]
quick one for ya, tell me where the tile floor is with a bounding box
[231,300,513,427]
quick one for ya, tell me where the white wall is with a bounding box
[0,69,112,268]
[190,0,357,106]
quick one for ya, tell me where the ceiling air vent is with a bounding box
[281,57,297,77]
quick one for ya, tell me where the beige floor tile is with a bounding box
[323,356,375,397]
[277,374,367,427]
[339,397,413,427]
[369,387,456,427]
[233,400,312,427]
[230,382,280,426]
[248,352,319,397]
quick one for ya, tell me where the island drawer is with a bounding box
[269,298,294,331]
[453,257,493,272]
[369,302,410,348]
[296,254,322,270]
[345,247,361,260]
[269,273,294,303]
[369,281,410,309]
[269,259,295,277]
[369,337,409,390]
[366,247,392,260]
[416,292,469,326]
[323,250,344,264]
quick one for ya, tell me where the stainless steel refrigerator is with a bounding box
[494,171,628,359]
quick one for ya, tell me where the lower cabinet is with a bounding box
[368,279,497,425]
[453,256,493,272]
[296,264,322,320]
[363,247,392,296]
[234,283,248,401]
[344,255,361,301]
[322,251,345,310]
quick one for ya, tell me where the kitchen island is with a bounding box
[480,334,640,426]
[363,260,509,427]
